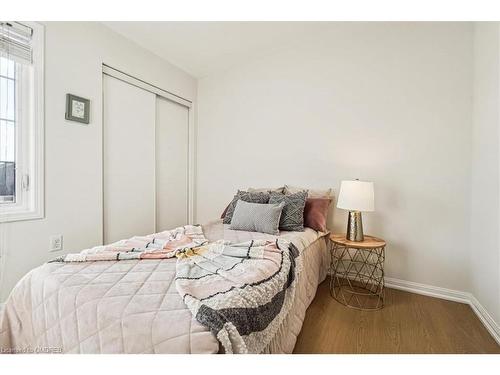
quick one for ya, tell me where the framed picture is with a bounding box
[65,94,90,124]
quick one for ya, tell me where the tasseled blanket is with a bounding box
[175,238,301,354]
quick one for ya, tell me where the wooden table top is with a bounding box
[330,233,386,248]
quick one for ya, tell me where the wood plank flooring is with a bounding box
[294,281,500,354]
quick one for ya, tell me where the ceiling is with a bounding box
[102,22,334,78]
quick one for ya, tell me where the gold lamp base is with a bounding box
[346,211,364,241]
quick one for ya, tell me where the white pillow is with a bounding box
[284,185,333,198]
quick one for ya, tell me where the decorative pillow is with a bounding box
[268,191,307,231]
[304,198,332,232]
[220,204,230,219]
[284,185,333,198]
[230,200,285,235]
[248,186,285,194]
[222,190,270,224]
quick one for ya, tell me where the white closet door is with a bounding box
[156,97,189,231]
[103,75,156,243]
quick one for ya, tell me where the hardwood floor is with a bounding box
[294,281,500,354]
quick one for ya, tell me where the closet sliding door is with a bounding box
[103,70,190,244]
[103,75,156,243]
[156,97,189,231]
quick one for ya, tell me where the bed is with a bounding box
[0,219,329,354]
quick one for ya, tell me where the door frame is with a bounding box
[101,64,195,244]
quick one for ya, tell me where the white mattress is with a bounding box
[0,220,329,354]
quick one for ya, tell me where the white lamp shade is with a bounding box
[337,180,375,212]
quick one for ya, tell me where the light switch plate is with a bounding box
[49,235,63,252]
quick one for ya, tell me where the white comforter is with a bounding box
[0,220,329,354]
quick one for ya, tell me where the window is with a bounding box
[0,22,44,222]
[1,56,18,203]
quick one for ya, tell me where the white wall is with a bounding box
[471,22,500,325]
[197,22,473,291]
[0,22,197,301]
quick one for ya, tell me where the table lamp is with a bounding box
[337,180,375,241]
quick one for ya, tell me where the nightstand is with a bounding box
[329,233,386,311]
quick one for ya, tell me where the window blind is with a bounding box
[0,22,33,64]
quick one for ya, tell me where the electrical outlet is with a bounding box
[49,235,63,252]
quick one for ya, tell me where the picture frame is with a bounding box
[65,94,90,124]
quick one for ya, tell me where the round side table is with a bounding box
[329,234,386,311]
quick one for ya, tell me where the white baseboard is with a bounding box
[385,277,470,304]
[385,277,500,346]
[468,294,500,346]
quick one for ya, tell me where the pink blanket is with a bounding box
[51,225,207,262]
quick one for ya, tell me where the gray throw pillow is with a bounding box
[269,191,307,231]
[229,200,285,235]
[223,190,270,224]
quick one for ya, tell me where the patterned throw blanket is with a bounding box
[175,238,301,354]
[51,225,207,262]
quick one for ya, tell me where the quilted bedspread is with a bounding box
[0,220,329,354]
